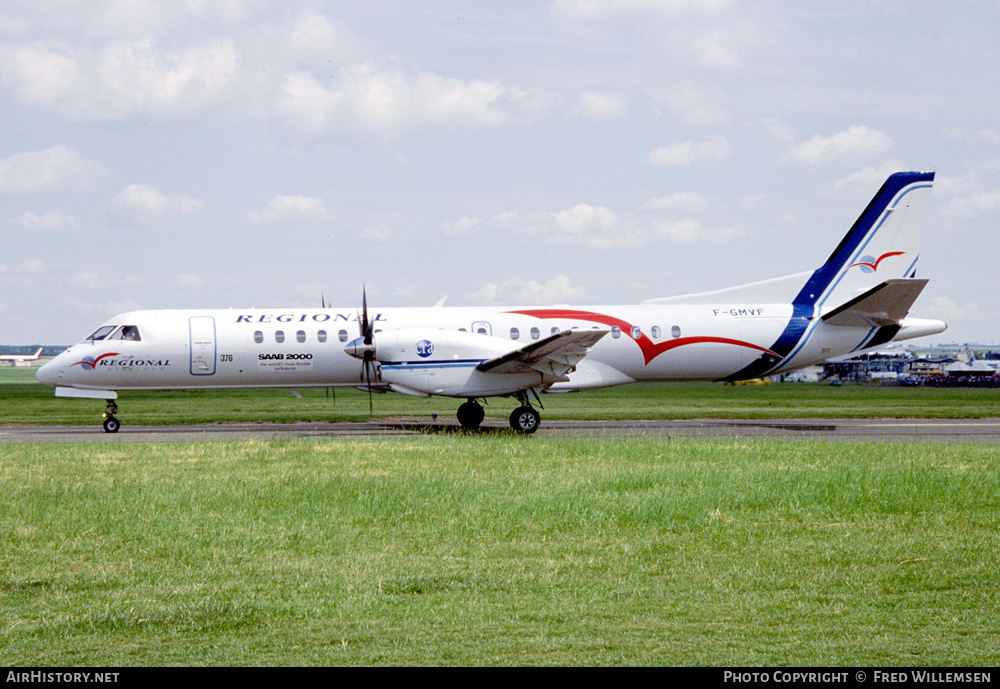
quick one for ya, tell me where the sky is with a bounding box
[2,1,999,345]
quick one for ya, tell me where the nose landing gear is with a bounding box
[102,399,120,433]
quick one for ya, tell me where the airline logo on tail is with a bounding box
[848,251,905,274]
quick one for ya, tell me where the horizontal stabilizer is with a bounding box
[821,278,929,328]
[476,329,608,377]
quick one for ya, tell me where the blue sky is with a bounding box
[2,1,998,344]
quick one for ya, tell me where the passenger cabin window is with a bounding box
[671,325,681,339]
[318,330,328,343]
[338,330,349,342]
[510,327,520,340]
[530,327,540,340]
[275,330,285,343]
[651,326,661,339]
[87,325,117,341]
[611,326,621,338]
[551,327,560,336]
[254,331,264,344]
[631,326,641,339]
[296,330,306,343]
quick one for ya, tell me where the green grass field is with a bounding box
[3,367,999,665]
[2,436,998,666]
[2,361,1000,426]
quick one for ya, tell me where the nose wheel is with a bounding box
[102,400,120,433]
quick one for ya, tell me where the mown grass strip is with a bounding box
[2,436,997,665]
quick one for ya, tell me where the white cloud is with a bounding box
[13,211,77,230]
[756,116,795,145]
[20,259,43,274]
[647,81,730,127]
[552,203,620,236]
[829,161,910,194]
[567,90,627,122]
[247,195,329,224]
[70,271,142,291]
[97,39,238,119]
[642,192,708,213]
[0,37,238,121]
[277,63,549,137]
[650,218,742,242]
[647,136,731,167]
[111,184,204,222]
[71,271,106,290]
[480,199,740,247]
[0,146,103,194]
[173,273,205,288]
[471,275,588,306]
[551,0,756,71]
[783,126,893,166]
[921,296,985,328]
[361,224,392,243]
[442,216,482,236]
[941,127,1000,144]
[943,188,1000,219]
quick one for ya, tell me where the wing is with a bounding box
[476,329,609,378]
[821,278,929,328]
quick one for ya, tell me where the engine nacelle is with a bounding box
[372,328,552,398]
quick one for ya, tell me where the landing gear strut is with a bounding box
[457,400,486,430]
[102,399,120,433]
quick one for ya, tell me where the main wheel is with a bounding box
[102,415,120,433]
[457,401,485,430]
[509,406,540,434]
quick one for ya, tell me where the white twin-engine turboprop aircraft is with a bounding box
[38,171,946,433]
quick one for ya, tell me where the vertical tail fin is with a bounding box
[794,171,935,311]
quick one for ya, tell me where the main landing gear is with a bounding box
[455,392,541,434]
[457,400,486,430]
[508,405,540,434]
[102,399,120,433]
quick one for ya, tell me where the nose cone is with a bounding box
[35,357,62,387]
[344,336,376,361]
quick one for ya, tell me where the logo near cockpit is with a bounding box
[71,353,171,370]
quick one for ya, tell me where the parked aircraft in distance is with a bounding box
[2,347,44,367]
[37,172,945,433]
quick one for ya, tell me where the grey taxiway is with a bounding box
[4,417,1000,444]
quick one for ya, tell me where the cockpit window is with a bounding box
[87,326,117,341]
[107,325,141,341]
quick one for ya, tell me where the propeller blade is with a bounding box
[361,283,371,344]
[352,283,375,415]
[364,361,374,414]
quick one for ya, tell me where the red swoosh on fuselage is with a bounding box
[505,309,778,366]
